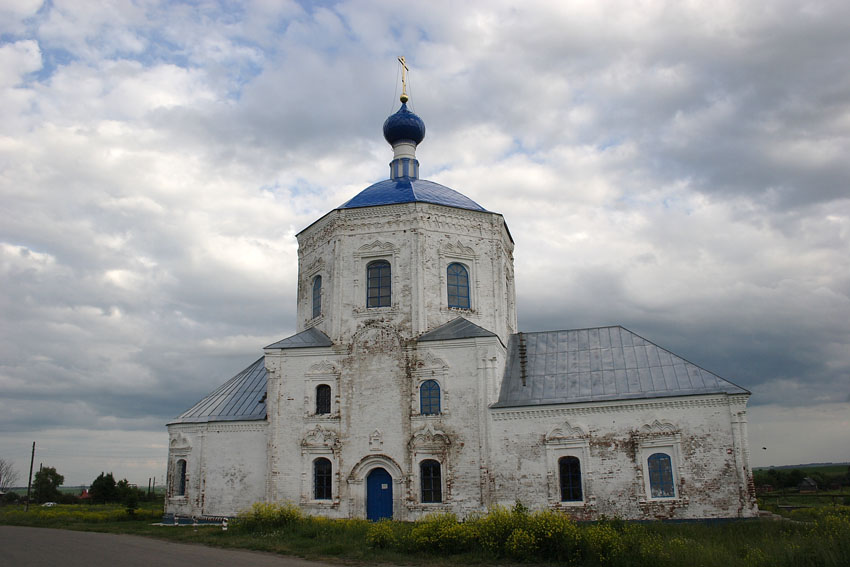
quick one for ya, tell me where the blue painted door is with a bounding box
[366,468,393,521]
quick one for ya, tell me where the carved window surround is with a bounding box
[544,422,593,508]
[303,362,341,419]
[439,240,479,313]
[636,420,686,505]
[409,424,452,505]
[302,258,325,325]
[300,425,341,507]
[353,240,399,314]
[409,353,450,417]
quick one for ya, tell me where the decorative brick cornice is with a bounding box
[490,395,738,421]
[207,423,268,433]
[166,422,267,434]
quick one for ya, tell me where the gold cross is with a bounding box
[398,56,409,103]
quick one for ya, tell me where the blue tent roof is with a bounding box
[338,178,487,212]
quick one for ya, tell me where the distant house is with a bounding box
[798,477,818,493]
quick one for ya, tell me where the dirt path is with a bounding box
[0,526,349,567]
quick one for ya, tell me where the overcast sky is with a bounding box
[1,0,848,487]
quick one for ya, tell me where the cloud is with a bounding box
[1,0,849,484]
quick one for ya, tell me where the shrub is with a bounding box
[366,520,395,549]
[505,528,538,560]
[580,521,626,565]
[409,512,475,554]
[231,502,303,533]
[468,505,524,556]
[527,509,580,562]
[1,492,20,505]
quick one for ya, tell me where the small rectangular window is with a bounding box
[316,385,331,415]
[420,460,442,503]
[648,453,675,498]
[314,458,332,500]
[367,261,391,308]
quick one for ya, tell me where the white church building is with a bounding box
[165,88,758,523]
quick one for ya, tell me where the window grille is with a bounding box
[316,384,331,415]
[558,456,582,501]
[419,380,441,415]
[367,260,391,307]
[314,458,332,500]
[420,460,442,503]
[447,263,470,309]
[648,453,675,498]
[312,275,322,319]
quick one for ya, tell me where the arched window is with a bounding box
[419,380,441,415]
[314,458,332,500]
[316,384,331,415]
[420,460,442,503]
[312,275,322,319]
[648,453,675,498]
[447,263,470,309]
[175,459,187,496]
[366,260,391,308]
[558,456,582,501]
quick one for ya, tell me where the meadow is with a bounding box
[2,500,848,566]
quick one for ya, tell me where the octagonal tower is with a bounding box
[294,97,516,346]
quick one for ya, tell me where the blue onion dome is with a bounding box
[382,101,426,146]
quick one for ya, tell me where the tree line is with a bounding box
[753,465,850,490]
[1,460,160,509]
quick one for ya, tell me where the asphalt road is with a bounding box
[0,526,349,567]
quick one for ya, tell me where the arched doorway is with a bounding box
[366,467,393,521]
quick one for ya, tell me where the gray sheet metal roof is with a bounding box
[169,357,267,424]
[265,327,333,349]
[493,326,749,408]
[418,317,498,342]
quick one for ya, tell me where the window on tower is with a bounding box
[366,260,391,308]
[419,380,441,415]
[312,275,322,319]
[447,263,470,309]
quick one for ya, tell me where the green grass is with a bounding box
[1,501,848,567]
[0,501,164,527]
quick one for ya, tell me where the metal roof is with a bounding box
[418,317,498,342]
[494,326,749,408]
[168,357,267,424]
[265,327,333,349]
[337,178,487,212]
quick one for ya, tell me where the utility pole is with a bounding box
[25,442,35,512]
